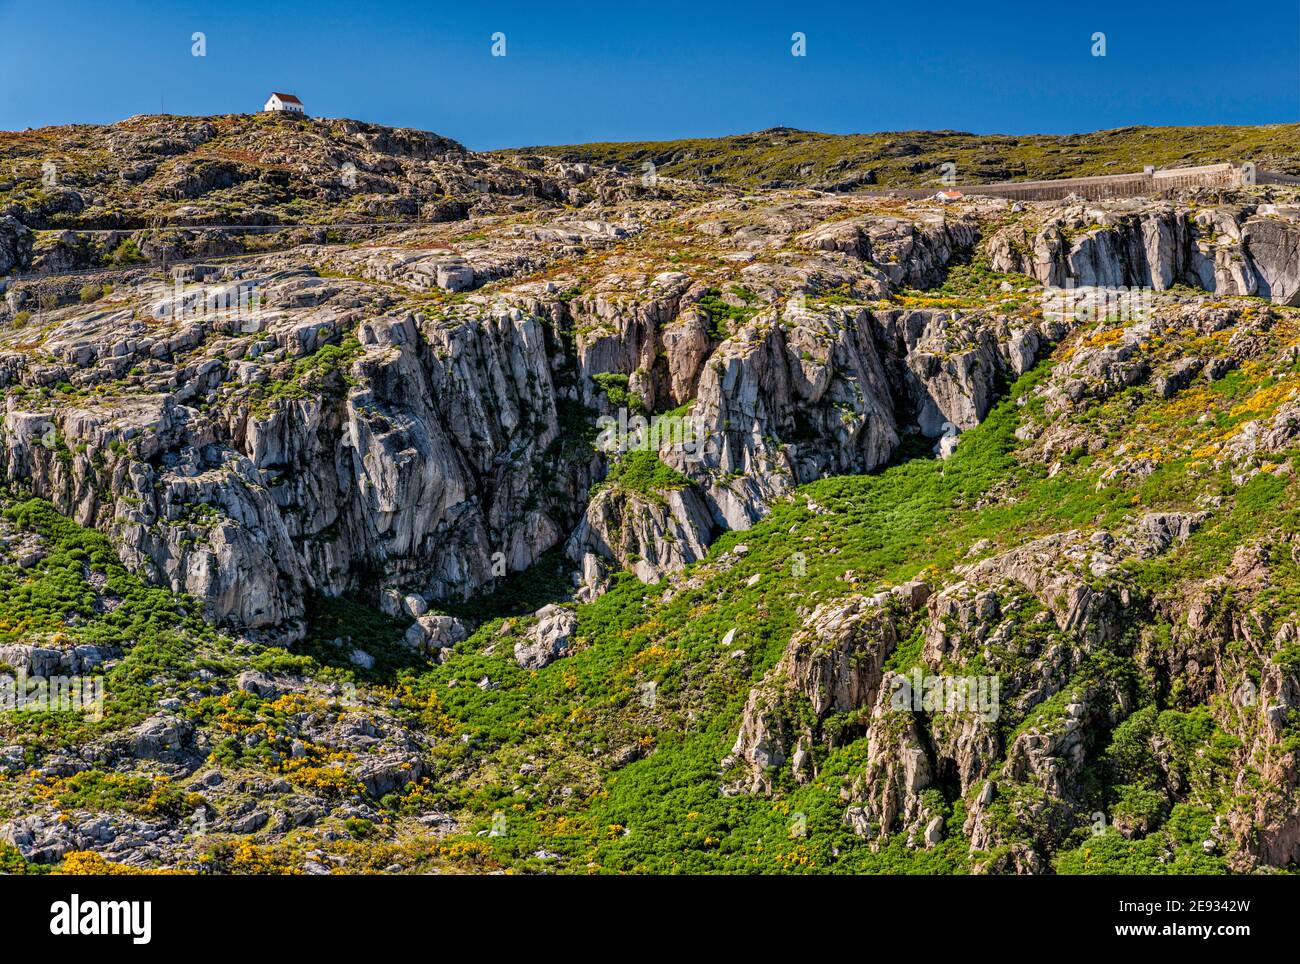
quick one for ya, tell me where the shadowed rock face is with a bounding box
[986,201,1300,304]
[0,216,33,273]
[715,282,1300,871]
[8,119,1300,875]
[0,282,595,632]
[5,119,1300,638]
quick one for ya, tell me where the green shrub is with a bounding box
[591,372,642,414]
[696,288,758,339]
[344,817,376,838]
[107,238,146,265]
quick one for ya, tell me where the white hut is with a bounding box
[263,92,305,114]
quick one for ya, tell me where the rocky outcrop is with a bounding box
[727,591,921,793]
[873,308,1059,435]
[987,202,1300,304]
[1232,655,1300,866]
[403,614,467,656]
[844,679,938,846]
[685,307,899,530]
[727,513,1241,865]
[0,271,599,630]
[6,167,1298,637]
[0,114,584,237]
[0,215,34,273]
[566,483,714,592]
[127,713,196,763]
[797,213,979,288]
[677,302,1066,534]
[514,604,578,669]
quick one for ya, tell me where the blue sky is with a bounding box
[1,0,1297,149]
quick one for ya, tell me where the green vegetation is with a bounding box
[591,371,643,414]
[0,497,214,746]
[3,122,1300,875]
[504,124,1300,190]
[894,257,1038,310]
[256,335,364,412]
[295,592,424,684]
[697,286,760,339]
[1053,806,1227,874]
[598,450,692,497]
[372,322,1300,872]
[3,300,1299,873]
[0,841,45,875]
[43,771,200,820]
[106,238,146,266]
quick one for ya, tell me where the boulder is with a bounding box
[129,713,193,761]
[403,614,467,653]
[514,605,578,669]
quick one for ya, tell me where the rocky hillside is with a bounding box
[0,112,659,275]
[3,116,1300,875]
[0,112,560,230]
[502,124,1300,191]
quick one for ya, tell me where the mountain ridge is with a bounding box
[499,122,1300,191]
[3,114,1300,874]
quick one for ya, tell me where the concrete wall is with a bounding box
[858,163,1246,202]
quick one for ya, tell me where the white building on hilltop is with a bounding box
[263,92,305,114]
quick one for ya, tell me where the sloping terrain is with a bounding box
[0,112,550,230]
[501,124,1300,191]
[3,117,1300,874]
[0,112,660,275]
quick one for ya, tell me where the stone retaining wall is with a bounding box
[862,162,1249,202]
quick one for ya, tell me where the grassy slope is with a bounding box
[371,301,1300,873]
[5,295,1300,874]
[500,124,1300,189]
[407,283,1300,873]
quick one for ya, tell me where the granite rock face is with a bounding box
[7,117,1300,875]
[5,119,1299,634]
[514,604,578,669]
[986,201,1300,304]
[718,288,1300,871]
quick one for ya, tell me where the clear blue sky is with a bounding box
[1,0,1297,149]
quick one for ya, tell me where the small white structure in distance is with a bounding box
[263,92,305,114]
